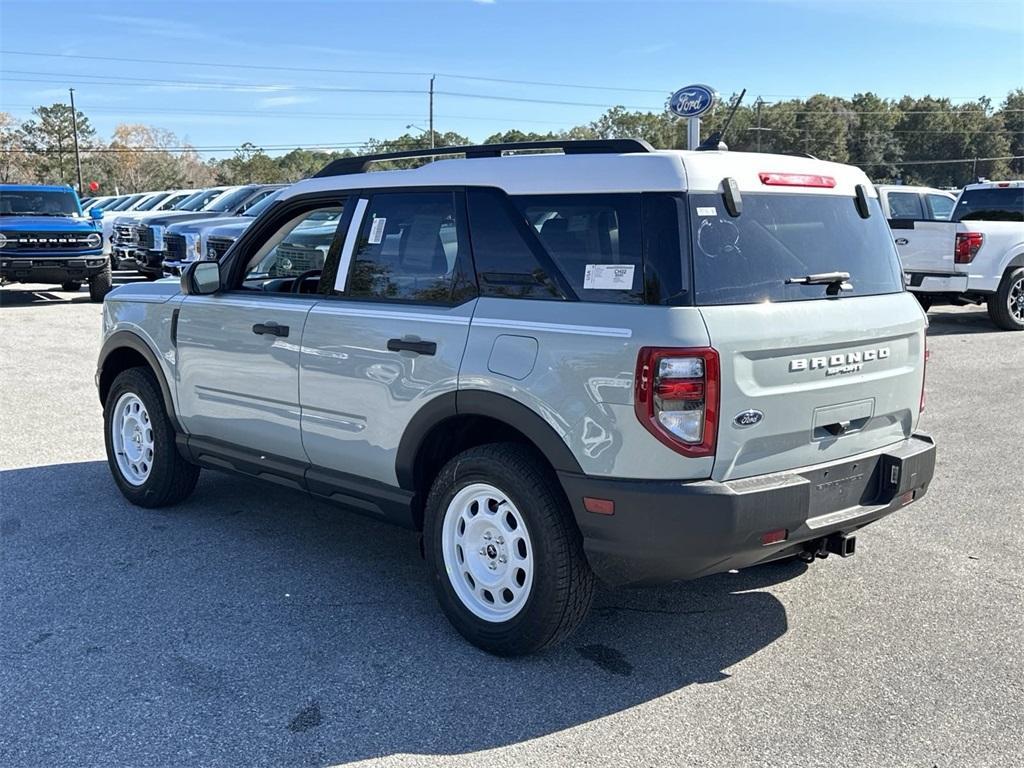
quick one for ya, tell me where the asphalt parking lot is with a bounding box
[1,279,1021,768]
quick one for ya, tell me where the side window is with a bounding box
[340,191,471,304]
[926,194,954,221]
[240,203,346,292]
[466,188,564,301]
[513,194,644,304]
[887,192,925,220]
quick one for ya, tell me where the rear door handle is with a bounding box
[252,321,289,337]
[387,338,436,356]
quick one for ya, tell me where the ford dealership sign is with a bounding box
[668,85,717,118]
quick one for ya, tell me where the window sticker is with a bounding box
[696,206,718,217]
[583,264,635,290]
[368,216,387,244]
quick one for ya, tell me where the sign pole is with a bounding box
[687,118,700,150]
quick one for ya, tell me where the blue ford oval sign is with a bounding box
[669,85,717,118]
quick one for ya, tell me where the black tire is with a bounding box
[914,293,933,312]
[424,443,595,656]
[103,367,200,507]
[60,281,82,292]
[88,266,113,302]
[143,272,160,282]
[986,267,1024,331]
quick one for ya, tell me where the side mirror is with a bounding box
[90,207,104,220]
[181,260,221,295]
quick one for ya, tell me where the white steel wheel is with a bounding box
[110,392,155,486]
[441,482,535,622]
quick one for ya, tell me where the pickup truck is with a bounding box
[895,181,1024,330]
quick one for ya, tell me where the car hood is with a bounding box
[0,215,98,231]
[205,219,255,240]
[167,214,251,236]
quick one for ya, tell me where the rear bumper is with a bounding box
[558,433,936,586]
[1,254,108,282]
[906,272,969,294]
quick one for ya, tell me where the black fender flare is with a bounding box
[395,390,584,490]
[1005,253,1024,271]
[97,330,181,432]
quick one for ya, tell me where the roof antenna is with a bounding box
[697,88,746,152]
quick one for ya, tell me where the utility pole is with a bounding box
[69,88,84,192]
[749,96,772,153]
[428,75,436,150]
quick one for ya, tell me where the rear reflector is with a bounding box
[760,528,788,546]
[583,497,615,515]
[759,172,836,188]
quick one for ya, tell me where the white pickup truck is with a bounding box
[894,181,1024,330]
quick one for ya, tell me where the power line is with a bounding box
[859,155,1024,166]
[0,48,675,95]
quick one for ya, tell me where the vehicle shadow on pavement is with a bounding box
[0,274,146,308]
[0,460,796,766]
[925,307,1002,336]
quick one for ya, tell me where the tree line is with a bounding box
[1,89,1021,194]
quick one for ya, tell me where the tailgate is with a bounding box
[700,293,925,481]
[890,219,957,273]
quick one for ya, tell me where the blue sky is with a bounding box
[1,0,1021,158]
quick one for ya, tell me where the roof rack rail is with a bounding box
[314,138,655,178]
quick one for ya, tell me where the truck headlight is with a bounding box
[85,232,102,249]
[151,225,165,251]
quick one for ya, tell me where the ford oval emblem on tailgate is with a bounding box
[733,409,764,428]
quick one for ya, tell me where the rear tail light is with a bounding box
[954,232,983,264]
[920,340,929,413]
[635,347,719,457]
[758,172,836,188]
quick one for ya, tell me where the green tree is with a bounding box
[0,112,31,183]
[218,142,284,184]
[20,103,97,187]
[846,93,902,180]
[998,89,1024,176]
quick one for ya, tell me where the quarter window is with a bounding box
[925,194,954,221]
[341,191,468,303]
[513,194,644,304]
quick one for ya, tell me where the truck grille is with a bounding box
[0,232,97,250]
[270,243,324,276]
[207,236,234,261]
[165,234,187,262]
[113,224,138,245]
[138,226,155,249]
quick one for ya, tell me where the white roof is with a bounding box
[283,148,876,200]
[963,180,1024,190]
[875,184,956,197]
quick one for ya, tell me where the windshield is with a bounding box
[204,186,255,213]
[0,188,80,216]
[242,188,285,218]
[952,187,1024,222]
[135,193,170,212]
[687,192,904,305]
[181,188,227,211]
[110,194,145,211]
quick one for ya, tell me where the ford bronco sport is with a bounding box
[96,140,936,655]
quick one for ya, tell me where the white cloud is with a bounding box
[257,95,316,109]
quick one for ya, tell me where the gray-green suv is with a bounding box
[96,140,936,655]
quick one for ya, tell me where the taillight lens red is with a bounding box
[758,172,836,188]
[635,347,719,457]
[954,232,983,264]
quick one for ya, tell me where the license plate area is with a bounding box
[804,455,883,518]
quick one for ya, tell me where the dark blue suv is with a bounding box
[0,184,112,301]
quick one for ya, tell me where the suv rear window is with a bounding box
[687,193,904,305]
[952,187,1024,222]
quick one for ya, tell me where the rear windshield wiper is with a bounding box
[785,271,853,296]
